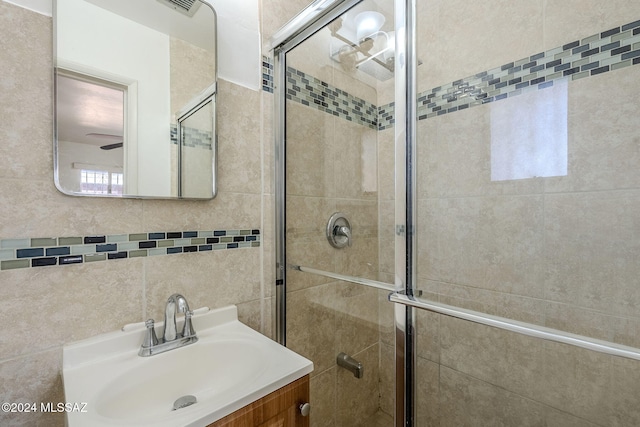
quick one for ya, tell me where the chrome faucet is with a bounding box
[139,293,198,357]
[163,293,190,341]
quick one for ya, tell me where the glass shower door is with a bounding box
[276,0,397,425]
[178,97,215,198]
[412,1,640,425]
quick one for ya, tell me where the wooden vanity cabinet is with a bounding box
[207,375,310,427]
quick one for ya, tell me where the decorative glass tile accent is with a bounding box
[84,236,106,244]
[32,257,56,267]
[285,66,378,130]
[265,20,640,130]
[46,247,70,256]
[262,54,379,129]
[148,248,166,257]
[169,125,213,150]
[182,127,213,149]
[60,255,83,265]
[17,248,44,258]
[0,228,260,271]
[118,242,139,251]
[31,237,57,247]
[0,249,13,261]
[85,254,106,263]
[58,237,83,245]
[262,56,274,93]
[411,19,640,123]
[0,259,29,270]
[0,238,29,249]
[170,125,178,145]
[378,102,395,131]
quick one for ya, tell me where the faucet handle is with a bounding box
[336,225,352,247]
[182,310,196,338]
[142,319,158,348]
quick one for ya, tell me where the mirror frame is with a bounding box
[52,0,218,200]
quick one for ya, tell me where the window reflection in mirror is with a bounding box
[53,0,217,199]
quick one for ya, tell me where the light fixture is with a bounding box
[354,11,385,41]
[329,10,395,81]
[384,31,395,61]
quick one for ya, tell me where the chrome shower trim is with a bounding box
[271,0,415,424]
[272,0,365,347]
[394,0,417,425]
[325,212,352,248]
[270,0,362,53]
[390,292,640,362]
[274,48,287,346]
[269,0,357,50]
[290,265,395,291]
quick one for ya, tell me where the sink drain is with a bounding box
[172,395,197,411]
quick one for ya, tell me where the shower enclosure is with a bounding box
[270,0,640,425]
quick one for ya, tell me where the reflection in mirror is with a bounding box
[56,72,126,195]
[54,0,217,199]
[179,94,215,199]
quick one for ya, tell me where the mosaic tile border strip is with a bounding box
[378,102,395,131]
[170,125,213,150]
[285,66,378,129]
[0,229,261,271]
[266,19,640,130]
[262,57,274,93]
[417,19,640,121]
[262,56,378,130]
[182,127,213,149]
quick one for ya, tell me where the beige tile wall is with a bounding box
[270,0,396,421]
[284,100,384,426]
[281,0,404,423]
[169,37,216,123]
[265,0,640,425]
[415,1,640,425]
[0,2,269,426]
[11,0,629,425]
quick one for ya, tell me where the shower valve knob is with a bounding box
[326,212,352,248]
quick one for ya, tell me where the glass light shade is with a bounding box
[384,30,396,60]
[354,11,385,41]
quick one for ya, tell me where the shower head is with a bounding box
[156,0,202,17]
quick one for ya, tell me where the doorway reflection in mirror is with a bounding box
[56,72,126,195]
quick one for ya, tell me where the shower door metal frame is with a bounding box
[270,0,364,351]
[270,0,417,425]
[394,0,417,425]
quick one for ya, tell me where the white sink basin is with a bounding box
[62,305,313,427]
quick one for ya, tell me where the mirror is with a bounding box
[53,0,217,199]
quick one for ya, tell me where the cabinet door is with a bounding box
[208,375,309,427]
[258,401,306,427]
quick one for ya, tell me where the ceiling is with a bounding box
[56,74,124,147]
[85,0,216,51]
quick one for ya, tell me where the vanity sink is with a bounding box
[62,305,313,426]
